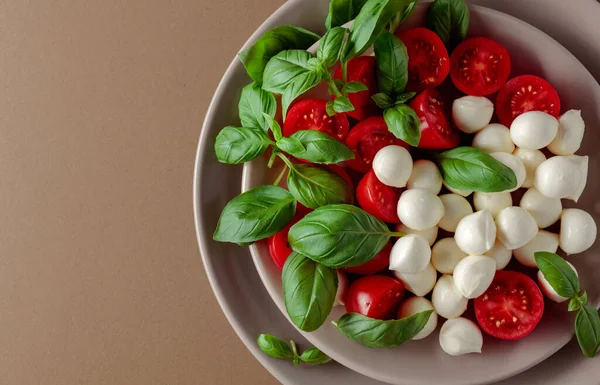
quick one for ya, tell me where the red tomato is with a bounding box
[356,170,402,223]
[495,75,561,126]
[474,271,544,341]
[267,221,295,269]
[283,98,350,141]
[345,275,405,320]
[334,56,378,121]
[395,27,450,92]
[345,116,409,172]
[409,88,460,149]
[342,242,391,275]
[449,37,511,96]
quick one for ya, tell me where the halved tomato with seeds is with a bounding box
[409,88,460,149]
[283,98,350,141]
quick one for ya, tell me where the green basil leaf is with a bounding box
[239,26,320,84]
[263,50,317,93]
[262,113,283,141]
[335,311,434,348]
[238,83,277,132]
[257,334,295,360]
[342,81,369,93]
[287,164,353,209]
[535,252,580,299]
[374,29,409,96]
[426,0,469,46]
[395,91,416,104]
[326,100,336,116]
[372,92,393,109]
[576,305,600,358]
[299,347,332,365]
[326,0,369,29]
[277,130,355,164]
[317,27,347,68]
[333,96,355,113]
[384,104,420,147]
[569,298,583,312]
[580,291,589,305]
[282,252,338,332]
[214,185,296,243]
[279,68,323,118]
[434,147,517,192]
[214,126,272,164]
[288,204,391,267]
[389,0,418,32]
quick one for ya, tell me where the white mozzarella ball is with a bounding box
[490,152,526,192]
[510,111,559,150]
[407,160,443,194]
[334,271,348,306]
[534,155,589,202]
[513,148,546,189]
[519,187,562,228]
[513,230,559,268]
[453,255,496,299]
[439,318,483,356]
[389,234,431,273]
[372,145,413,188]
[537,261,578,303]
[432,275,469,319]
[472,123,515,154]
[452,96,494,134]
[484,240,512,270]
[496,207,539,250]
[560,208,598,254]
[398,297,438,340]
[454,210,496,255]
[443,180,472,197]
[548,110,585,156]
[431,238,468,274]
[439,194,474,232]
[393,263,437,296]
[395,224,438,246]
[473,192,512,218]
[397,189,445,231]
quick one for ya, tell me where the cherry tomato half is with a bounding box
[342,242,392,275]
[395,27,450,92]
[345,275,405,320]
[267,220,297,269]
[495,75,561,127]
[356,170,402,223]
[474,270,544,341]
[334,56,378,121]
[283,98,350,141]
[409,88,460,149]
[450,37,511,96]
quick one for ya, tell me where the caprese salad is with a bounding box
[213,0,600,361]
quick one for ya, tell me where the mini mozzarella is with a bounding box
[453,255,496,299]
[431,238,468,274]
[484,240,512,270]
[439,318,483,356]
[372,145,413,188]
[454,210,496,255]
[560,208,598,254]
[399,297,438,340]
[334,271,348,306]
[513,148,546,189]
[439,194,473,232]
[490,152,526,192]
[473,192,512,218]
[432,275,469,319]
[395,224,438,246]
[519,187,562,228]
[443,180,472,197]
[548,110,585,156]
[510,111,558,150]
[397,189,445,231]
[513,230,559,268]
[393,263,437,296]
[472,123,515,154]
[496,207,538,250]
[389,234,431,273]
[452,96,494,134]
[538,261,578,303]
[534,155,589,202]
[407,160,443,194]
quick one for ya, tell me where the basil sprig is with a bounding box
[434,147,517,192]
[334,311,434,348]
[326,0,369,30]
[426,0,469,47]
[276,130,355,164]
[239,83,277,132]
[257,334,331,365]
[214,126,274,164]
[535,252,600,358]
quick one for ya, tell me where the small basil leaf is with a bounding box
[299,348,332,365]
[282,252,338,332]
[534,252,580,299]
[576,305,600,358]
[326,100,336,116]
[333,96,356,113]
[239,83,277,132]
[280,71,323,118]
[434,147,517,192]
[262,50,317,94]
[317,27,347,68]
[389,0,418,32]
[239,26,320,84]
[372,92,393,109]
[374,29,409,96]
[342,81,369,93]
[214,126,272,164]
[335,311,434,348]
[395,91,416,104]
[277,130,355,164]
[257,334,295,360]
[384,104,420,147]
[262,113,283,141]
[569,298,583,312]
[290,340,300,365]
[334,78,346,89]
[579,291,589,305]
[287,164,353,209]
[426,0,470,47]
[214,185,296,243]
[326,0,369,29]
[288,204,391,268]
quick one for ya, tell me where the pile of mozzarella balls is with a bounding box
[370,95,597,356]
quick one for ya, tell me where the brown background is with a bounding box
[1,0,284,384]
